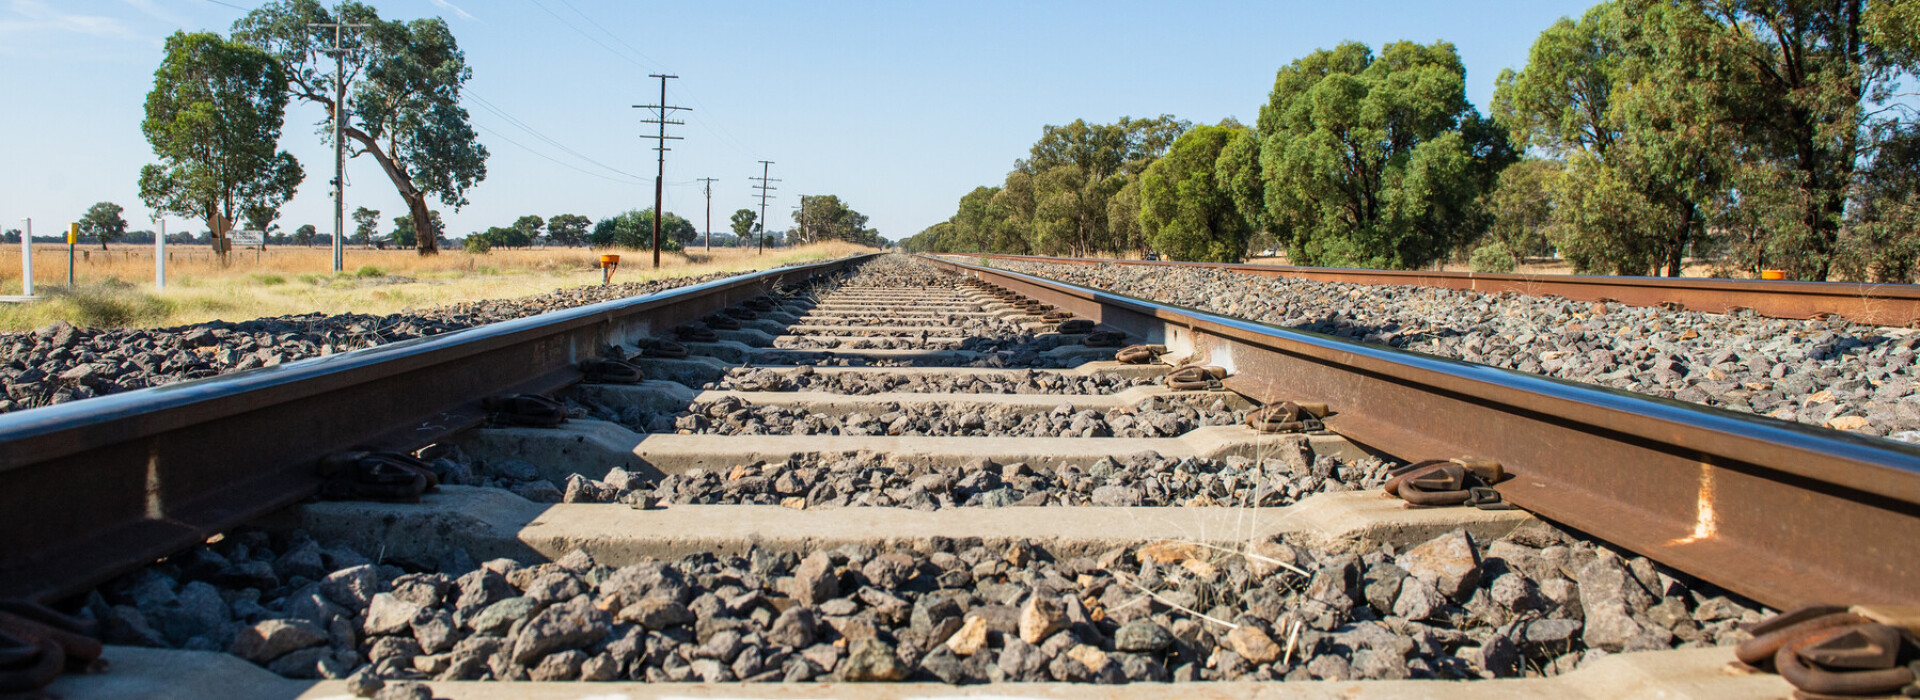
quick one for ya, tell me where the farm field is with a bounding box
[0,241,877,330]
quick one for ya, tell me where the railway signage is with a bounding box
[232,230,265,246]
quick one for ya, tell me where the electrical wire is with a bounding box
[470,122,639,185]
[463,90,646,181]
[525,0,761,161]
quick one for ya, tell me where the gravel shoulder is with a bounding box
[0,272,750,414]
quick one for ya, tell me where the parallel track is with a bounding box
[962,253,1920,326]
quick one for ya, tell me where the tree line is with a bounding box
[906,0,1919,282]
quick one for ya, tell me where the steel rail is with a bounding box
[925,255,1920,610]
[958,253,1920,327]
[0,255,875,603]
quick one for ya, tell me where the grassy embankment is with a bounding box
[0,241,879,330]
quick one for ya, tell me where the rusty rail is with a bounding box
[959,253,1920,327]
[0,255,874,603]
[925,255,1920,610]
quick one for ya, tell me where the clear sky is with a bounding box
[0,0,1601,244]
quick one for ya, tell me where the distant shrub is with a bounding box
[46,286,173,328]
[252,273,287,286]
[1469,241,1516,273]
[355,265,385,278]
[464,236,492,254]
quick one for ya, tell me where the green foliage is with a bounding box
[463,235,492,254]
[355,265,384,278]
[589,210,686,252]
[546,213,589,246]
[793,195,882,247]
[1481,158,1559,265]
[234,1,487,255]
[1138,125,1254,262]
[512,215,544,246]
[1689,0,1887,280]
[388,212,440,249]
[80,202,129,250]
[138,31,302,241]
[729,209,759,244]
[1836,125,1920,282]
[1469,241,1517,273]
[252,273,288,285]
[293,223,317,246]
[351,207,380,245]
[1258,40,1508,269]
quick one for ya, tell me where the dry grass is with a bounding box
[0,241,879,331]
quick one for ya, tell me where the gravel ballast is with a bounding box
[705,366,1157,395]
[86,518,1765,685]
[988,258,1920,441]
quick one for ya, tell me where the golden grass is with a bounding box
[0,241,879,331]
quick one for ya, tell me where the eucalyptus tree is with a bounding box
[234,0,487,255]
[1138,124,1255,262]
[1258,41,1508,269]
[79,202,129,250]
[138,31,302,248]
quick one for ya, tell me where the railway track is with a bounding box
[2,253,1915,698]
[965,253,1920,326]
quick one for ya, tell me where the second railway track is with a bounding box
[4,253,1916,698]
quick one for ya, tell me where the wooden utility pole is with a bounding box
[696,177,718,251]
[751,161,778,254]
[633,75,689,268]
[310,21,369,274]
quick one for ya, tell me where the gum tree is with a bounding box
[138,32,302,250]
[234,0,487,255]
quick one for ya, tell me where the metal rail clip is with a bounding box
[1055,318,1095,334]
[705,315,742,331]
[1165,365,1227,391]
[580,358,644,385]
[317,451,441,502]
[674,326,718,343]
[644,339,690,359]
[484,394,568,428]
[1115,344,1168,364]
[1247,401,1329,434]
[0,600,104,693]
[1083,330,1127,347]
[1383,457,1513,509]
[724,307,759,320]
[1736,606,1920,696]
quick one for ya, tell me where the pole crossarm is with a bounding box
[633,74,689,269]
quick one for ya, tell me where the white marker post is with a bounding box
[155,219,166,291]
[19,218,32,297]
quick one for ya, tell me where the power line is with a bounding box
[554,0,665,68]
[751,161,779,254]
[523,0,649,70]
[463,90,645,182]
[635,75,690,269]
[470,122,639,184]
[524,0,759,161]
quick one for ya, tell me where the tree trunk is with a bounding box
[1666,203,1695,277]
[405,194,437,256]
[345,126,439,256]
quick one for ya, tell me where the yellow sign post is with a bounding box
[66,223,77,287]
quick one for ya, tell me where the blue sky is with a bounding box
[0,0,1600,243]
